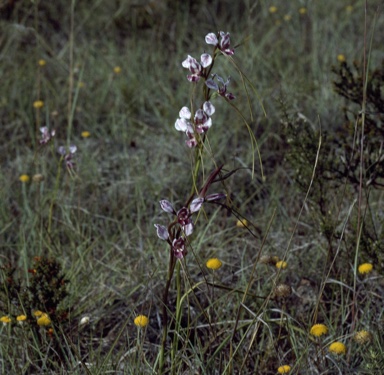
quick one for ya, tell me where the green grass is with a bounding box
[1,0,384,374]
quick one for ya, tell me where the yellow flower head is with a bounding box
[354,330,372,345]
[17,315,27,323]
[346,5,354,13]
[275,260,287,270]
[337,54,346,63]
[236,219,248,227]
[38,59,46,67]
[310,323,328,337]
[33,310,43,317]
[37,313,51,326]
[206,258,222,270]
[358,263,373,275]
[134,315,149,328]
[0,316,11,324]
[329,341,346,355]
[269,6,278,13]
[299,7,307,15]
[114,66,122,74]
[277,365,291,374]
[33,100,44,109]
[78,81,85,88]
[19,174,30,183]
[81,131,91,138]
[284,14,292,22]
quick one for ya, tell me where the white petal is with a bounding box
[184,223,194,236]
[200,53,212,68]
[57,146,66,155]
[182,55,192,68]
[159,200,175,214]
[69,145,77,154]
[204,117,212,129]
[179,106,191,119]
[154,224,169,240]
[175,118,188,132]
[203,101,215,116]
[205,33,218,45]
[190,197,204,213]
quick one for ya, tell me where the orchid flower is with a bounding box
[181,54,212,82]
[205,31,235,56]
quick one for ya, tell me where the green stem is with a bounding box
[159,250,176,374]
[47,156,62,236]
[171,261,182,374]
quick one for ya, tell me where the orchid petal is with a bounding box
[179,107,191,119]
[205,79,219,90]
[154,224,169,240]
[69,145,77,154]
[205,193,226,201]
[57,146,66,155]
[203,101,215,116]
[184,222,194,236]
[190,197,204,213]
[200,53,212,68]
[205,33,218,45]
[159,200,175,214]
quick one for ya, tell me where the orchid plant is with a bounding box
[155,31,240,372]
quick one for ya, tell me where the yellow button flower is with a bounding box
[33,310,43,317]
[38,59,46,67]
[19,174,30,183]
[114,66,122,74]
[269,6,278,13]
[134,315,149,328]
[1,316,11,324]
[337,54,346,63]
[299,7,307,14]
[33,100,44,109]
[278,365,291,374]
[81,131,91,138]
[275,260,287,269]
[206,258,222,270]
[17,315,27,323]
[37,313,51,326]
[358,263,373,275]
[236,219,248,227]
[329,342,346,355]
[310,323,328,337]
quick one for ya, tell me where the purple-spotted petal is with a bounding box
[203,101,215,116]
[190,197,204,213]
[187,75,200,82]
[205,33,218,46]
[186,137,198,148]
[154,224,169,240]
[200,53,212,68]
[182,55,193,69]
[159,200,175,214]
